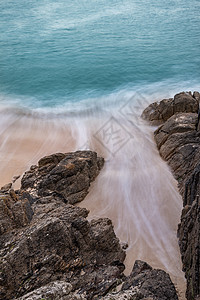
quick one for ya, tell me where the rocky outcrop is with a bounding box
[103,260,178,300]
[21,151,104,205]
[142,91,200,300]
[142,91,199,125]
[16,281,86,300]
[0,150,178,299]
[0,187,33,235]
[16,261,178,300]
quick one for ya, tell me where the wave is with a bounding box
[0,77,199,118]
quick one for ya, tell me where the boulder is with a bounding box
[142,92,199,125]
[0,150,178,300]
[16,281,86,300]
[142,92,200,300]
[154,113,200,190]
[21,151,104,204]
[104,260,178,300]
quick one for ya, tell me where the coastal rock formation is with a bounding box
[16,281,87,300]
[142,91,200,300]
[142,91,199,125]
[0,150,178,299]
[21,151,104,205]
[0,187,33,235]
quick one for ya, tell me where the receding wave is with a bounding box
[0,84,190,298]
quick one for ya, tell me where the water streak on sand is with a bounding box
[0,98,186,298]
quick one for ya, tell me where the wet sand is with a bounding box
[0,107,186,299]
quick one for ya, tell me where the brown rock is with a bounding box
[141,92,198,125]
[21,151,104,205]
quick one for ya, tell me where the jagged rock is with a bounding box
[142,92,199,125]
[142,92,200,300]
[104,260,178,300]
[154,113,200,190]
[0,201,125,299]
[0,189,33,235]
[16,281,86,300]
[178,163,200,300]
[0,150,178,300]
[21,151,104,204]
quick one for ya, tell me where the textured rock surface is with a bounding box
[142,91,199,125]
[16,281,86,300]
[104,260,178,300]
[0,187,33,235]
[142,91,200,300]
[0,151,178,300]
[21,151,104,205]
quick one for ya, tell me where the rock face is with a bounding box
[142,91,199,125]
[0,150,178,300]
[142,92,200,300]
[16,281,86,300]
[0,187,33,235]
[21,151,104,205]
[103,260,178,300]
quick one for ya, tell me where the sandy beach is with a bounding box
[0,106,186,299]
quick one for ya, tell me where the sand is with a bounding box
[0,107,186,299]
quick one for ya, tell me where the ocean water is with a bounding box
[0,0,200,110]
[0,1,200,297]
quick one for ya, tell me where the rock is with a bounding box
[0,202,125,299]
[154,113,200,190]
[0,189,33,235]
[104,260,178,300]
[21,151,104,205]
[177,163,200,300]
[1,183,12,193]
[0,151,126,300]
[16,281,86,300]
[142,92,200,300]
[193,91,200,102]
[141,92,199,125]
[0,150,178,300]
[12,175,20,183]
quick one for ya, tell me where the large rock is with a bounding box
[104,260,178,300]
[142,91,199,125]
[178,164,200,300]
[21,151,104,204]
[142,92,200,300]
[0,150,178,300]
[16,281,86,300]
[154,113,200,190]
[0,202,125,299]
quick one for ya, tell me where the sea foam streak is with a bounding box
[0,87,190,298]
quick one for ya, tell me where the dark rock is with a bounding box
[104,260,178,300]
[21,151,104,205]
[154,113,200,191]
[0,189,33,235]
[0,203,125,299]
[177,164,200,300]
[141,92,198,125]
[142,92,200,300]
[0,150,178,300]
[121,260,178,300]
[1,183,12,193]
[16,281,86,299]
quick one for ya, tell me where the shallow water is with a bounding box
[0,97,186,298]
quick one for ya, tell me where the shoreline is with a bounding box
[0,98,187,299]
[142,91,200,300]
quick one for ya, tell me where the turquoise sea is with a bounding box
[0,0,200,110]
